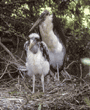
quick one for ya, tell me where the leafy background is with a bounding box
[0,0,90,77]
[0,0,90,109]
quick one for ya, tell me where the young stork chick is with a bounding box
[29,10,66,81]
[24,33,50,93]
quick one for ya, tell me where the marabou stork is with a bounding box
[29,10,66,81]
[24,33,50,93]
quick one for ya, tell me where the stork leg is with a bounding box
[55,72,57,80]
[33,74,35,93]
[41,74,44,92]
[57,64,60,81]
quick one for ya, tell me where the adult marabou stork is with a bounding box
[29,10,66,81]
[24,33,50,93]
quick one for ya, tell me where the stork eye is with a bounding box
[46,12,50,15]
[40,13,45,19]
[40,10,50,19]
[30,38,34,40]
[35,38,40,41]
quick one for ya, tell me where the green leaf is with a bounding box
[84,97,90,107]
[81,58,90,66]
[38,103,41,110]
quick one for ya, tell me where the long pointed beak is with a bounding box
[29,10,50,32]
[29,40,35,50]
[29,18,42,32]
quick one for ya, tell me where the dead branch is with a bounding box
[0,63,9,79]
[0,40,17,62]
[0,39,27,79]
[0,0,36,6]
[80,64,82,78]
[65,61,77,69]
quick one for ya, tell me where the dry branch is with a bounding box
[0,63,9,79]
[65,61,77,69]
[0,40,17,62]
[0,39,27,79]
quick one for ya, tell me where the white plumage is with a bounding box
[24,33,50,93]
[39,15,65,69]
[29,10,66,81]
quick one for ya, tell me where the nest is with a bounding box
[0,40,90,110]
[0,74,90,110]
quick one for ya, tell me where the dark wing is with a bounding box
[53,13,66,47]
[24,41,29,51]
[39,41,49,62]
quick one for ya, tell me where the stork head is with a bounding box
[28,33,40,50]
[29,10,50,32]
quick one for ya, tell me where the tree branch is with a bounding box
[0,0,37,7]
[0,39,17,62]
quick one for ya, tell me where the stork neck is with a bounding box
[41,30,63,52]
[30,44,39,54]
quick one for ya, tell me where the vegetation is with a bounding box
[0,0,90,109]
[0,0,90,60]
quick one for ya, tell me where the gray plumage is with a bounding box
[29,10,66,80]
[24,33,50,93]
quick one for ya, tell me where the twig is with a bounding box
[15,54,26,64]
[15,75,22,91]
[0,41,17,62]
[0,15,10,28]
[80,64,82,79]
[0,55,26,80]
[1,78,17,87]
[14,36,19,54]
[0,55,24,68]
[19,70,25,79]
[0,40,25,67]
[0,40,27,79]
[61,69,71,80]
[65,61,77,69]
[0,0,36,6]
[7,70,13,79]
[0,63,9,79]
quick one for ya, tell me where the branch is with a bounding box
[0,39,17,62]
[0,39,27,72]
[0,0,36,7]
[65,61,77,69]
[0,63,9,79]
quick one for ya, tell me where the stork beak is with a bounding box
[29,40,35,50]
[29,18,42,32]
[29,10,50,32]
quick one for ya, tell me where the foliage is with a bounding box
[84,97,90,107]
[81,58,90,66]
[0,1,90,109]
[0,0,90,62]
[81,58,90,76]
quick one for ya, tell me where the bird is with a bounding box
[24,33,50,93]
[29,10,66,81]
